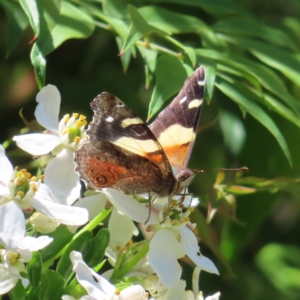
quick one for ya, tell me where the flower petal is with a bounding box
[13,134,61,155]
[70,251,115,298]
[0,264,18,294]
[109,207,138,251]
[148,228,183,287]
[103,188,159,224]
[44,148,81,205]
[0,145,13,183]
[18,235,53,251]
[35,84,60,132]
[119,285,148,300]
[180,226,219,275]
[30,197,88,226]
[74,193,107,220]
[0,202,25,249]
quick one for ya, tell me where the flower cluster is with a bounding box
[0,85,220,299]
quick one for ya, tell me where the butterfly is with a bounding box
[74,66,205,197]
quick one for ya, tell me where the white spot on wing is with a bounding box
[179,96,187,104]
[198,79,205,86]
[188,99,202,109]
[106,116,114,122]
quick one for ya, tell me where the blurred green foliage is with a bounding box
[1,0,300,299]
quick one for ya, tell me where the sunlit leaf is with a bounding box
[30,43,46,89]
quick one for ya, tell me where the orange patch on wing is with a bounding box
[85,159,133,188]
[163,143,190,167]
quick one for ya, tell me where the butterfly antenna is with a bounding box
[192,167,249,173]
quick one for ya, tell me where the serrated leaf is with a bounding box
[30,43,46,89]
[19,0,60,37]
[84,228,110,269]
[121,4,168,54]
[148,55,187,119]
[215,76,292,166]
[57,231,93,280]
[2,0,28,57]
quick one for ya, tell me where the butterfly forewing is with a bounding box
[149,66,205,169]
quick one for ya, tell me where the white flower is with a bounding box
[69,251,149,300]
[13,85,88,205]
[103,188,219,288]
[0,201,53,294]
[0,145,88,229]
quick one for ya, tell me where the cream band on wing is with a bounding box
[120,117,144,128]
[157,124,196,148]
[188,99,203,109]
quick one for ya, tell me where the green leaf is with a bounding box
[215,76,292,166]
[150,0,250,17]
[220,35,300,86]
[1,0,28,57]
[138,6,210,34]
[219,110,246,156]
[198,58,217,101]
[148,55,188,119]
[121,4,168,54]
[19,0,60,37]
[38,1,95,56]
[84,228,110,269]
[57,230,93,280]
[30,43,46,89]
[40,225,74,265]
[213,17,297,51]
[196,49,300,115]
[37,269,65,300]
[116,37,132,73]
[28,251,42,289]
[102,0,129,19]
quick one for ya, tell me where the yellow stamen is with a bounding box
[14,166,19,170]
[63,114,70,122]
[114,290,121,295]
[17,191,24,197]
[189,207,194,212]
[30,183,38,192]
[115,245,121,251]
[21,169,27,173]
[79,115,86,120]
[183,217,190,222]
[17,180,23,186]
[40,175,45,180]
[81,119,87,126]
[75,120,82,128]
[74,136,81,143]
[73,113,79,118]
[17,172,22,179]
[24,172,31,179]
[31,176,37,182]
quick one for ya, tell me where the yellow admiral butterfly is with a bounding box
[74,66,205,197]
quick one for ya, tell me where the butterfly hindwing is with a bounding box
[75,93,175,196]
